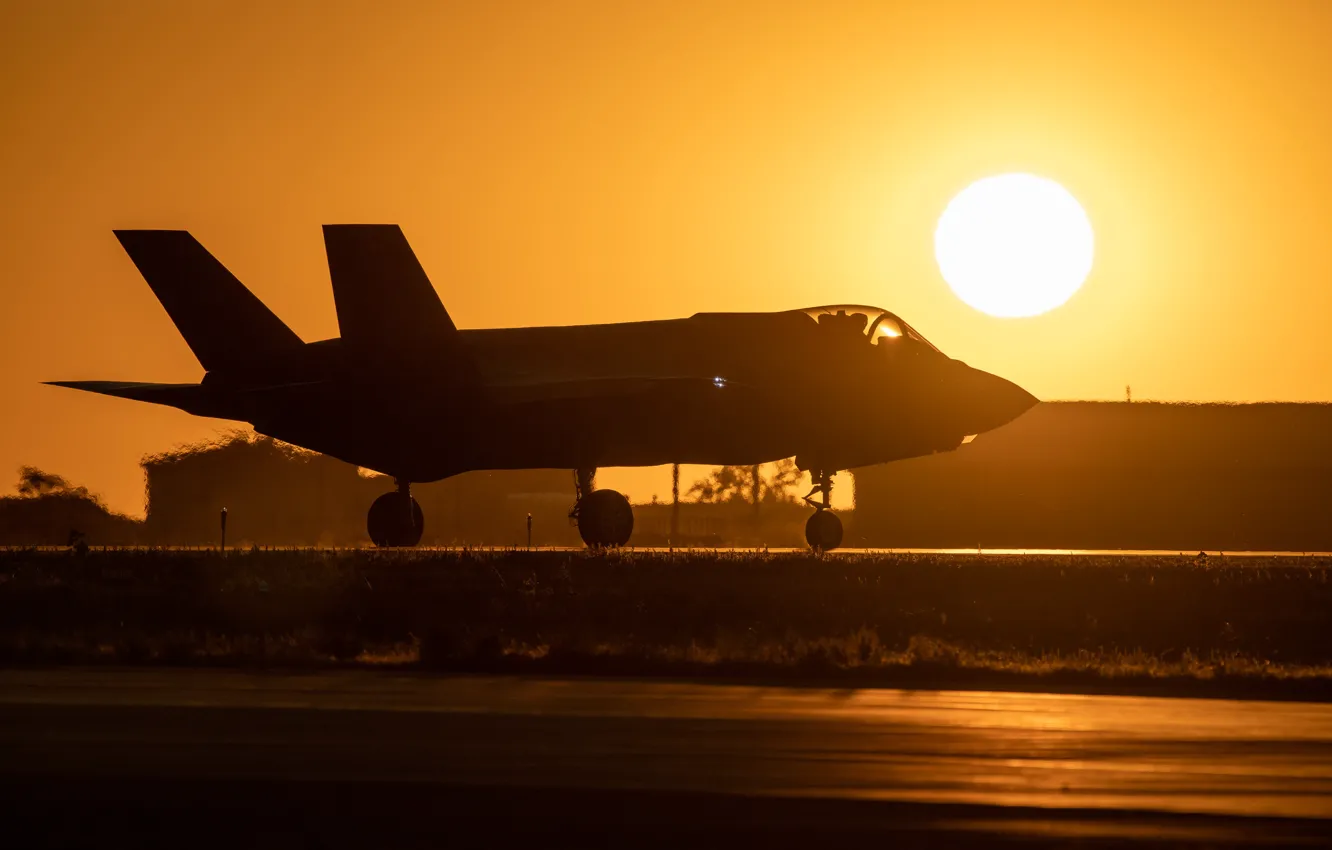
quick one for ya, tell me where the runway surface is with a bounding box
[7,545,1332,557]
[2,669,1331,845]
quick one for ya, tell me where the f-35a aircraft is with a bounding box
[49,226,1037,550]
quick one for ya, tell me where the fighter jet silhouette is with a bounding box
[48,226,1037,549]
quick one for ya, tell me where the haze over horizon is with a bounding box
[6,0,1332,516]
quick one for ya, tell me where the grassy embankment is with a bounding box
[3,548,1331,698]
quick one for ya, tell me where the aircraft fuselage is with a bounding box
[215,309,1034,483]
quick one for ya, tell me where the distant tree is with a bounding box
[766,458,803,498]
[750,464,760,516]
[688,459,803,505]
[16,466,89,499]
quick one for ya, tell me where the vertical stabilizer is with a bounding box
[322,224,456,351]
[322,225,474,375]
[113,230,303,372]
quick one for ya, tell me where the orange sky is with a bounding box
[5,0,1332,516]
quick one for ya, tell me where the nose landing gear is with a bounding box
[803,469,843,552]
[570,467,634,548]
[367,478,424,547]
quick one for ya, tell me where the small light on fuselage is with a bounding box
[713,376,726,388]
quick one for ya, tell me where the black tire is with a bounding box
[367,491,425,547]
[577,489,634,548]
[805,511,843,552]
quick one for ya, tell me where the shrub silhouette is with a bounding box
[0,467,139,545]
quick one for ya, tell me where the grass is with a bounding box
[2,548,1331,698]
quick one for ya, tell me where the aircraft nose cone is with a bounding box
[959,365,1039,434]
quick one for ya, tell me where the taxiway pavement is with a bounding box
[2,669,1329,845]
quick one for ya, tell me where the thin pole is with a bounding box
[670,464,680,551]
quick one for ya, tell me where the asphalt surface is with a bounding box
[9,545,1332,558]
[2,669,1330,846]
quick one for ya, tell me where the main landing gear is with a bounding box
[803,469,843,552]
[570,468,633,548]
[367,479,424,547]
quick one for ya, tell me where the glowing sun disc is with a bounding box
[934,173,1094,318]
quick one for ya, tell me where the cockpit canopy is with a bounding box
[793,305,940,352]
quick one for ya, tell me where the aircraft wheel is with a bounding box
[367,491,424,547]
[577,489,634,548]
[805,511,843,552]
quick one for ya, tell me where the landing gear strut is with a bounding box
[367,478,424,547]
[803,469,843,552]
[569,467,633,548]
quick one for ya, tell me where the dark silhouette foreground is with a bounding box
[4,548,1330,699]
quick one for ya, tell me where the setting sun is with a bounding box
[935,174,1094,319]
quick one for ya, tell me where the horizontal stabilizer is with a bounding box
[114,230,304,372]
[322,225,472,374]
[44,381,207,413]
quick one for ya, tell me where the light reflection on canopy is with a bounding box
[794,305,938,352]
